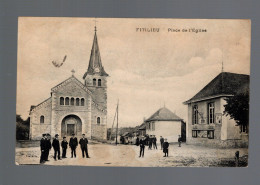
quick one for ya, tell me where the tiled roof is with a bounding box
[184,72,249,104]
[145,107,183,122]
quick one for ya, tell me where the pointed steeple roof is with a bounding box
[83,29,108,79]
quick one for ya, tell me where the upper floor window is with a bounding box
[40,116,44,124]
[76,98,80,106]
[60,97,64,105]
[97,117,100,125]
[98,79,101,86]
[71,98,74,105]
[65,97,70,105]
[93,78,96,86]
[192,105,198,124]
[81,98,85,106]
[208,102,215,124]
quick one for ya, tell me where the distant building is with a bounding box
[29,28,108,140]
[183,72,249,147]
[144,107,185,142]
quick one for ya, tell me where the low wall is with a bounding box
[186,137,248,148]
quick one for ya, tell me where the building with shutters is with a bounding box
[183,72,249,147]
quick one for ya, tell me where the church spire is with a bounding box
[83,25,108,79]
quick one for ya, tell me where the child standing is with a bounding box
[61,136,68,158]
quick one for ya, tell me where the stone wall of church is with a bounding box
[51,80,92,138]
[90,103,107,140]
[91,124,107,140]
[30,98,52,140]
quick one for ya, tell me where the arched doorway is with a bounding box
[61,115,82,137]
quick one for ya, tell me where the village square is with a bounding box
[16,18,250,167]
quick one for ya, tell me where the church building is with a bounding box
[29,28,108,140]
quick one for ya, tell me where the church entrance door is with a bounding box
[61,115,82,138]
[67,124,75,136]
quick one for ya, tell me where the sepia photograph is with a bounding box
[15,17,250,167]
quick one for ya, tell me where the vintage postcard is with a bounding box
[16,17,250,167]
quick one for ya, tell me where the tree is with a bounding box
[224,88,249,133]
[16,114,30,140]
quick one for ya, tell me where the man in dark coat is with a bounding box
[44,133,52,161]
[40,134,47,164]
[160,136,164,150]
[52,134,61,160]
[79,134,90,158]
[148,135,153,150]
[139,136,145,157]
[61,136,68,158]
[136,136,140,146]
[178,135,182,147]
[69,133,78,158]
[163,138,169,157]
[153,135,157,149]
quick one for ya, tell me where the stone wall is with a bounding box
[186,137,248,148]
[30,98,52,140]
[91,124,107,140]
[51,79,92,138]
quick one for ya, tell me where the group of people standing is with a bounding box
[40,133,90,164]
[138,135,169,158]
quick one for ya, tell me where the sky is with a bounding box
[17,17,251,127]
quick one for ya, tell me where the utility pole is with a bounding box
[115,99,119,145]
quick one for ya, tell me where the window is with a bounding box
[208,102,215,124]
[60,97,64,105]
[93,78,96,86]
[40,116,44,124]
[81,98,85,106]
[192,130,197,138]
[207,130,214,139]
[98,79,101,86]
[192,105,198,124]
[71,98,74,105]
[76,98,80,106]
[97,117,100,125]
[65,97,70,105]
[151,122,155,131]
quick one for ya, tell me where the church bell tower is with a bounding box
[83,26,109,109]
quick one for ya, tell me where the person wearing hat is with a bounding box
[40,133,47,163]
[69,133,78,158]
[139,136,145,158]
[153,135,157,150]
[79,134,90,158]
[44,133,52,161]
[148,135,153,150]
[52,134,61,160]
[163,138,169,157]
[61,136,68,158]
[160,136,164,150]
[178,135,182,147]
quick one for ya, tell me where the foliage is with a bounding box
[224,88,249,131]
[16,114,30,140]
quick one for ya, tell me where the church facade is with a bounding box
[29,29,108,140]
